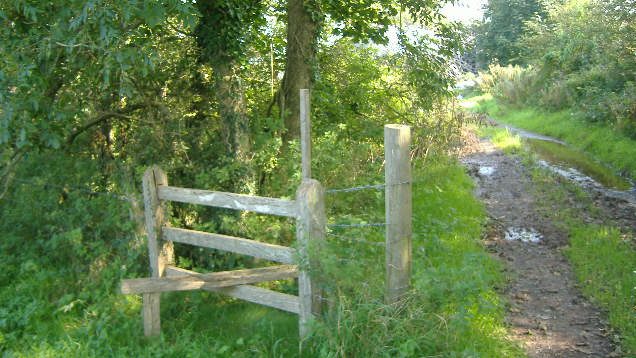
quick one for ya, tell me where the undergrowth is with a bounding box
[0,150,522,356]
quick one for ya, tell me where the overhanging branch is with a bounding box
[66,104,146,145]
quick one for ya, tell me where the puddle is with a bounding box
[525,138,632,191]
[505,227,542,243]
[536,160,597,188]
[537,160,636,206]
[479,166,495,177]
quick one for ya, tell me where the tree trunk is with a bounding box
[281,0,319,143]
[213,60,251,161]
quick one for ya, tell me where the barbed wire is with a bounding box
[328,222,386,228]
[326,232,385,247]
[326,183,385,194]
[325,179,419,195]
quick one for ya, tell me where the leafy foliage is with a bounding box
[0,0,518,356]
[474,0,548,67]
[475,0,636,138]
[0,0,197,150]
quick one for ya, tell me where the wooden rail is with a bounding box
[121,265,298,294]
[163,227,296,264]
[122,167,324,339]
[157,186,297,217]
[166,266,300,314]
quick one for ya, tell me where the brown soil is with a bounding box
[460,134,623,357]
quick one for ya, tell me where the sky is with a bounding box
[441,0,486,24]
[381,0,485,53]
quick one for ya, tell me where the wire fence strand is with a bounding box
[327,232,385,247]
[328,222,386,228]
[326,183,385,194]
[325,179,419,195]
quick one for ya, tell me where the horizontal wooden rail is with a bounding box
[166,266,300,314]
[121,265,298,294]
[158,186,297,217]
[163,227,296,264]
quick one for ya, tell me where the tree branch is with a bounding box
[0,147,26,201]
[66,104,146,145]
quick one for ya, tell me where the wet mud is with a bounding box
[461,136,620,357]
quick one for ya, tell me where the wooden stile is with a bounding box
[157,186,297,217]
[162,227,296,264]
[125,89,326,341]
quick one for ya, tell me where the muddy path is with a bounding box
[460,134,621,357]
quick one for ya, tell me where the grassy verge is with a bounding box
[466,93,636,179]
[0,154,522,356]
[567,225,636,352]
[482,127,636,355]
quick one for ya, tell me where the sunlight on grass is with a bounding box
[460,93,493,109]
[465,93,636,180]
[478,127,522,153]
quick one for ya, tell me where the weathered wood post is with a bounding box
[384,124,412,304]
[300,89,311,180]
[142,166,175,336]
[296,179,326,339]
[297,88,324,339]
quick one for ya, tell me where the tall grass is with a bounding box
[477,65,538,106]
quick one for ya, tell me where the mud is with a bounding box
[461,135,622,357]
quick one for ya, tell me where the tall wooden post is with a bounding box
[300,89,311,180]
[384,124,412,304]
[142,166,174,336]
[296,179,325,339]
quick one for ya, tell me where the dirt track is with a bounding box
[461,134,623,357]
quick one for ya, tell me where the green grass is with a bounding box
[0,155,523,357]
[468,94,636,180]
[566,225,636,352]
[477,126,522,154]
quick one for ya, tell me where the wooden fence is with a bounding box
[121,90,412,339]
[120,166,325,338]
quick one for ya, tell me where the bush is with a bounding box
[478,64,538,107]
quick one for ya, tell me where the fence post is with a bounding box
[142,166,175,336]
[384,124,412,304]
[296,179,326,339]
[300,89,311,180]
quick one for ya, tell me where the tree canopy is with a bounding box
[474,0,548,67]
